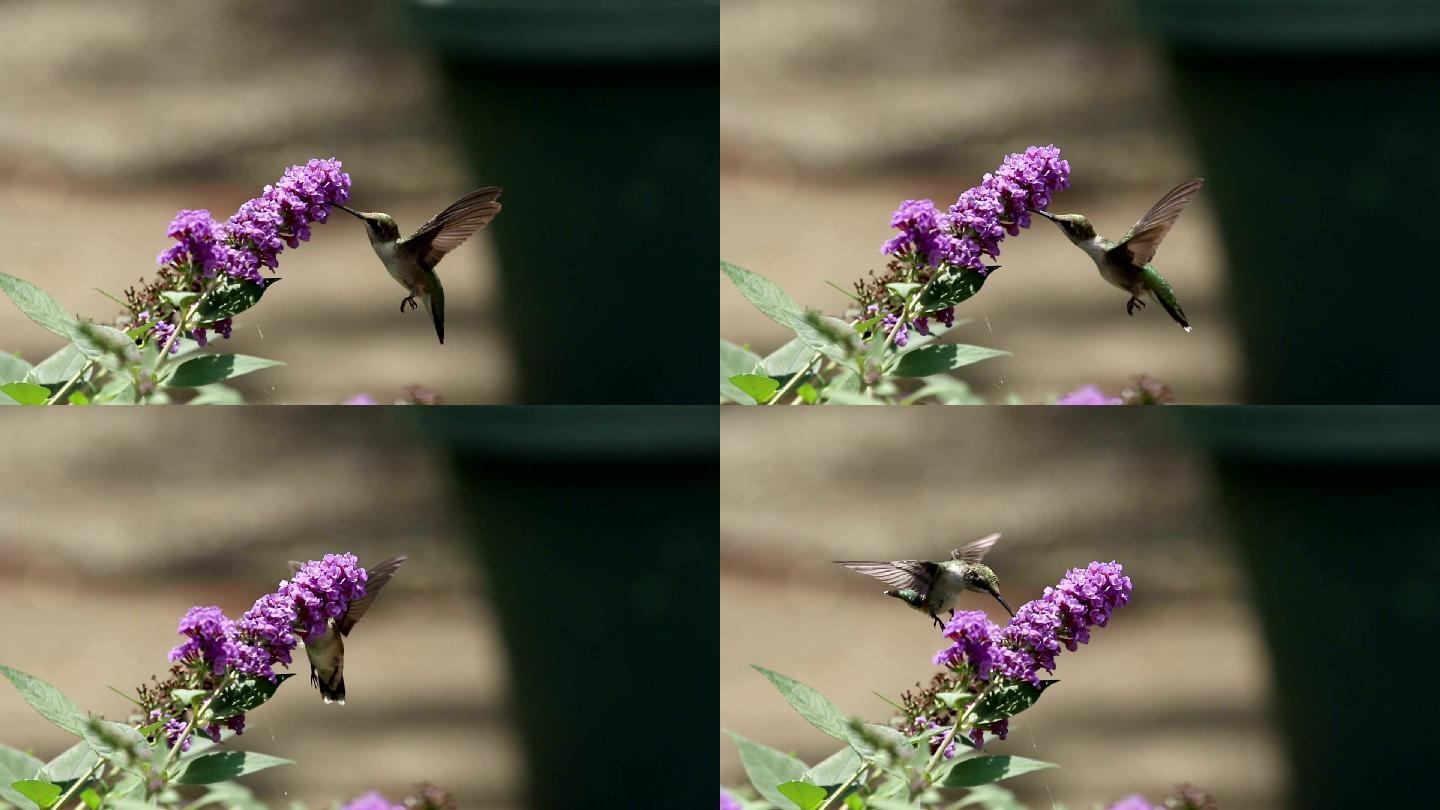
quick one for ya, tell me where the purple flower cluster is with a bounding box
[882,146,1070,273]
[1106,796,1161,810]
[933,611,1001,676]
[720,789,742,810]
[340,792,405,810]
[157,159,351,285]
[169,606,237,676]
[1055,384,1124,406]
[997,561,1133,686]
[234,553,369,680]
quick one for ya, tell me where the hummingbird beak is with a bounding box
[1030,208,1057,222]
[334,204,364,220]
[988,587,1016,618]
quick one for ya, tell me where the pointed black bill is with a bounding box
[1029,208,1057,222]
[988,587,1016,618]
[335,204,363,219]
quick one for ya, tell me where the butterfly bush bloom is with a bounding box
[340,792,405,810]
[169,606,238,675]
[234,553,369,680]
[1055,384,1124,406]
[872,146,1070,339]
[912,561,1132,753]
[720,789,743,810]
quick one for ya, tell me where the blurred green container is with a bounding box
[417,407,716,810]
[403,0,718,404]
[1131,0,1440,403]
[1184,408,1440,808]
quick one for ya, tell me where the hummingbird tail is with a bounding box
[317,673,346,705]
[1145,268,1191,332]
[425,286,445,345]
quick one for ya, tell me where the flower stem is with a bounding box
[871,269,944,379]
[150,670,234,793]
[152,276,223,376]
[816,762,866,810]
[51,757,103,810]
[46,357,97,405]
[919,680,995,787]
[766,349,823,405]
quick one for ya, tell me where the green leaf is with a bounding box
[209,674,292,720]
[941,754,1057,787]
[0,746,45,809]
[721,261,801,328]
[106,799,164,810]
[196,277,279,323]
[803,747,860,788]
[821,371,861,402]
[917,266,996,313]
[796,383,819,404]
[167,355,283,388]
[729,374,780,404]
[191,781,268,810]
[884,282,921,301]
[789,313,854,364]
[80,788,101,809]
[84,720,147,764]
[822,391,883,406]
[67,392,90,406]
[720,340,764,404]
[42,741,98,783]
[752,666,871,754]
[0,352,32,384]
[725,731,807,810]
[0,382,48,405]
[186,384,246,406]
[971,680,1057,724]
[0,666,89,737]
[952,784,1025,809]
[0,273,76,340]
[866,800,927,810]
[71,322,140,365]
[891,344,1010,378]
[26,344,87,386]
[777,782,827,810]
[176,751,294,785]
[94,377,138,405]
[902,376,984,405]
[160,291,199,308]
[11,780,61,809]
[762,337,815,377]
[171,689,208,705]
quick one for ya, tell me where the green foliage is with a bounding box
[195,277,277,324]
[167,355,284,388]
[972,680,1057,724]
[726,731,807,809]
[0,383,48,406]
[0,746,45,808]
[751,666,871,755]
[10,779,62,809]
[0,665,90,737]
[0,272,77,340]
[175,752,294,786]
[777,781,828,810]
[720,261,1009,405]
[209,674,293,720]
[940,756,1057,788]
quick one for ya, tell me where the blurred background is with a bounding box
[0,0,717,404]
[720,409,1279,807]
[721,0,1440,404]
[721,408,1440,808]
[0,408,716,809]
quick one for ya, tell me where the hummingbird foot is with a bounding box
[400,295,418,313]
[930,614,944,629]
[1126,296,1147,316]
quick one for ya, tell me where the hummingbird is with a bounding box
[835,533,1014,628]
[1033,178,1204,332]
[335,187,503,344]
[288,555,407,705]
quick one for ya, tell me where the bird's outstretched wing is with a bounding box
[340,556,407,636]
[1108,178,1204,267]
[399,187,503,269]
[835,560,938,594]
[951,533,1002,564]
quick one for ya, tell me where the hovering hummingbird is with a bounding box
[835,533,1014,628]
[289,555,407,705]
[1033,178,1204,332]
[335,188,503,344]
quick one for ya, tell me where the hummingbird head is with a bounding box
[964,564,1016,618]
[1032,209,1096,245]
[335,204,401,243]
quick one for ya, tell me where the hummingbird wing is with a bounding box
[398,187,503,269]
[1110,178,1205,267]
[339,555,407,636]
[834,560,938,595]
[951,532,1002,564]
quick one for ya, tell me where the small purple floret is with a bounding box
[1055,385,1124,406]
[168,606,238,675]
[720,789,743,810]
[340,791,404,810]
